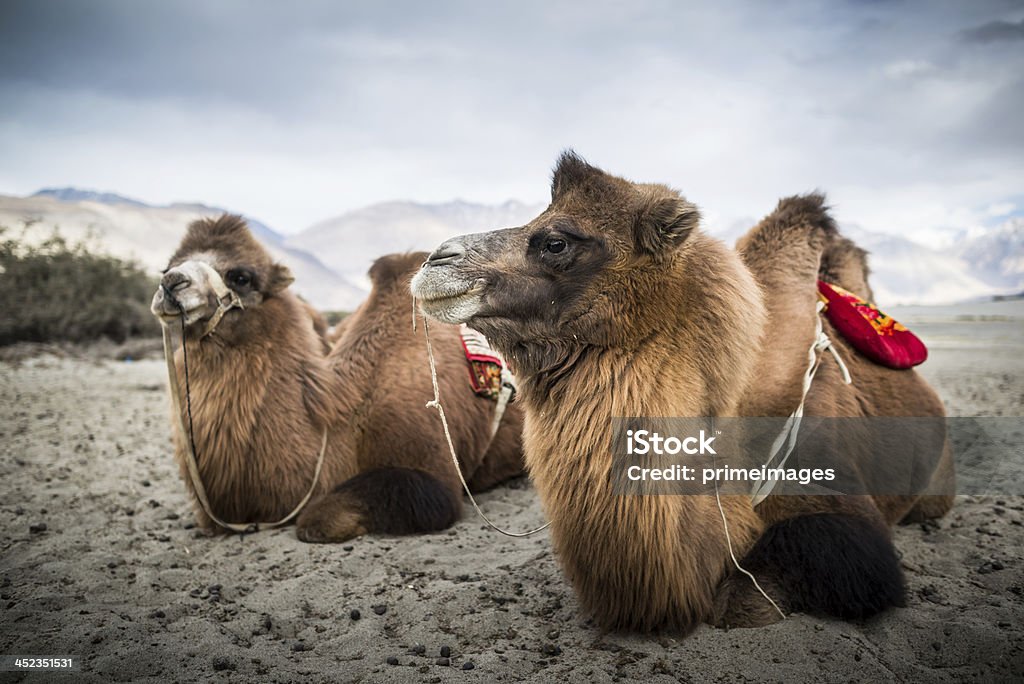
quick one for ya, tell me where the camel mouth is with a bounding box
[150,287,214,328]
[411,268,486,324]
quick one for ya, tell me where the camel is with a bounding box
[150,214,524,541]
[411,152,954,633]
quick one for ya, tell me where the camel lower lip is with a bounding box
[417,291,472,304]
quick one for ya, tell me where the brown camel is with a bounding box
[412,152,954,633]
[150,214,524,541]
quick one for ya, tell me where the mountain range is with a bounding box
[1,187,1021,309]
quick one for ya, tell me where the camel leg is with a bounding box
[900,441,956,524]
[466,414,526,492]
[295,467,461,543]
[711,511,905,628]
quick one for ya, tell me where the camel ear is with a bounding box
[551,150,602,200]
[267,263,294,293]
[634,194,700,256]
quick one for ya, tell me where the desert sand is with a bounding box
[1,302,1022,683]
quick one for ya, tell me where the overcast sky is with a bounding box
[1,0,1022,239]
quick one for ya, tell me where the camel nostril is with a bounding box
[161,271,191,293]
[426,239,466,266]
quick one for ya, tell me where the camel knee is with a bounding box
[296,467,460,544]
[732,513,905,621]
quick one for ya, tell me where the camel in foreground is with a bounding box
[150,215,523,541]
[412,152,953,632]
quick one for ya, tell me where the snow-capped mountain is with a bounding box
[704,217,1024,306]
[3,187,1021,308]
[955,218,1024,294]
[0,190,366,311]
[286,200,545,290]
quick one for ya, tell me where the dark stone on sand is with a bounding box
[211,656,235,671]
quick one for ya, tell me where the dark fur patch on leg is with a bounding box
[333,467,460,535]
[739,513,905,620]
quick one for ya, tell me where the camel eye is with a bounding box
[227,270,251,288]
[545,239,567,254]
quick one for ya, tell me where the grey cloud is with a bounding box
[960,19,1024,43]
[0,0,1022,234]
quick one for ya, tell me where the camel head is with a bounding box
[412,151,701,374]
[151,214,294,338]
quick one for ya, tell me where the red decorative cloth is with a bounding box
[816,280,927,369]
[459,324,506,399]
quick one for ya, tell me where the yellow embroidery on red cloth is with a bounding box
[827,283,907,336]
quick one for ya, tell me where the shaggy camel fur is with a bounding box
[412,152,953,633]
[151,215,523,541]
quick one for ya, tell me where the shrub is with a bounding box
[0,227,160,345]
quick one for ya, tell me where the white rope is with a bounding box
[750,301,851,506]
[714,471,787,620]
[716,301,852,619]
[418,311,550,538]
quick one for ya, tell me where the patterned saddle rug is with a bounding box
[817,280,927,369]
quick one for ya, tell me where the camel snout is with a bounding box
[425,238,466,266]
[161,270,191,297]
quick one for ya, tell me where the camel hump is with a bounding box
[818,233,874,302]
[367,252,430,290]
[737,193,874,300]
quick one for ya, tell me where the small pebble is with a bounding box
[349,609,361,620]
[211,656,235,671]
[343,545,354,551]
[436,657,450,666]
[440,645,451,658]
[462,661,475,670]
[386,656,399,666]
[292,642,311,652]
[411,644,426,655]
[29,523,47,534]
[372,604,387,615]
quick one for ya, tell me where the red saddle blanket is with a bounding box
[817,280,927,369]
[459,324,507,399]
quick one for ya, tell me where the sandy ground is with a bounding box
[1,302,1023,683]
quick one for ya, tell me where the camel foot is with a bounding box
[899,494,954,524]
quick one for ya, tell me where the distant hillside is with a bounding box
[955,218,1024,293]
[705,217,1024,306]
[0,191,365,310]
[286,200,545,289]
[5,188,1022,308]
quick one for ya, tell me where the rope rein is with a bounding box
[715,301,852,619]
[161,290,327,533]
[418,311,551,538]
